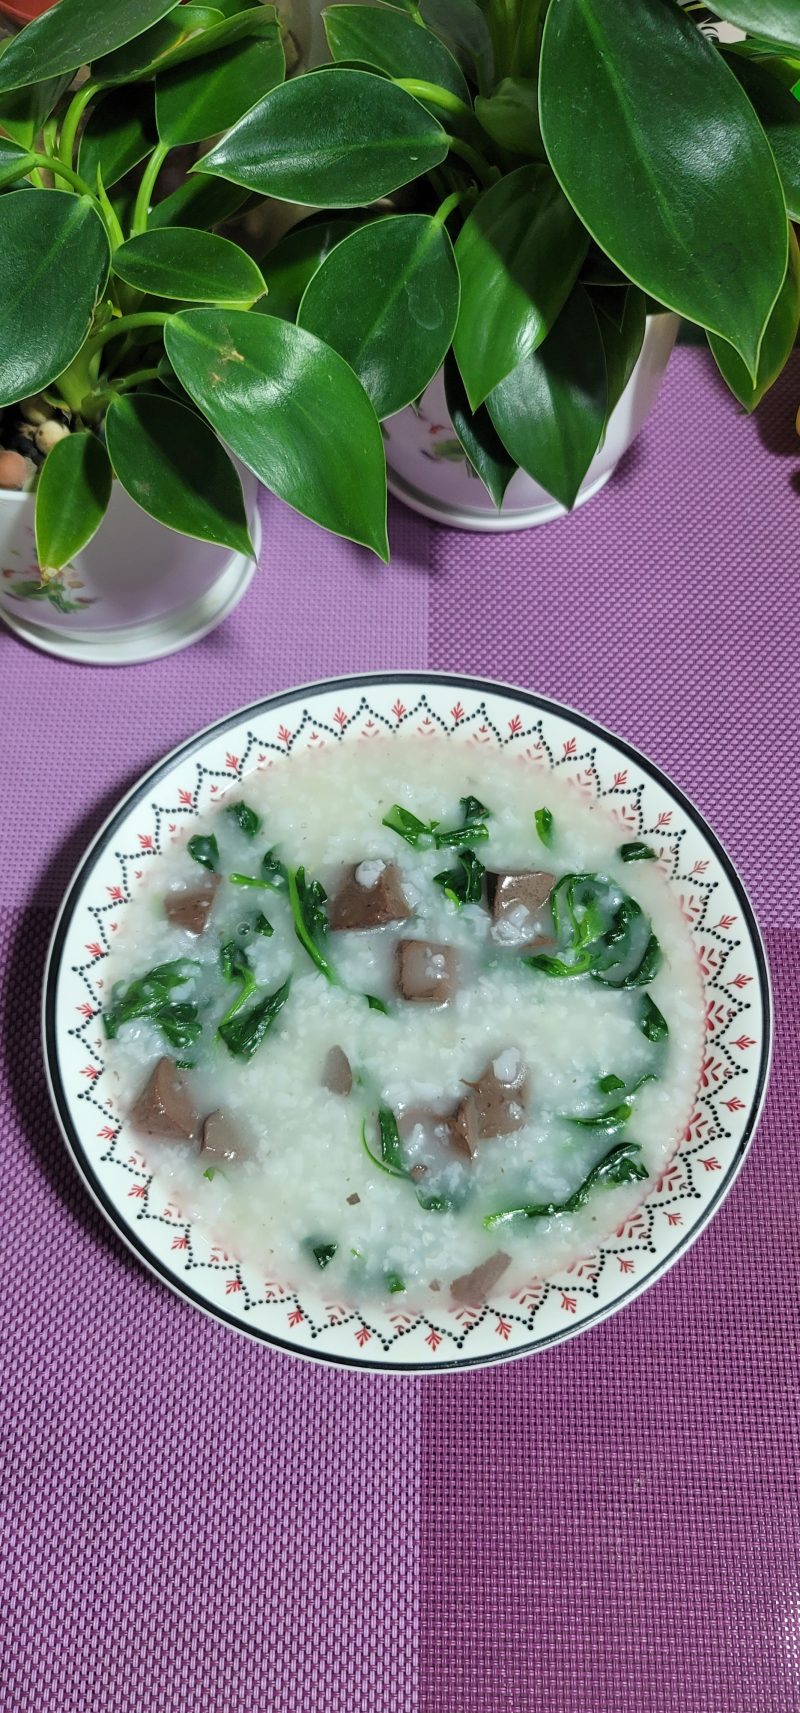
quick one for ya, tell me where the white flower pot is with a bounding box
[383,313,680,530]
[0,467,260,664]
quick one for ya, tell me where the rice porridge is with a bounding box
[102,737,704,1308]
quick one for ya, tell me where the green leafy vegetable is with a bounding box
[254,912,274,937]
[535,807,554,847]
[229,848,287,889]
[361,1115,407,1179]
[524,872,662,988]
[569,1100,633,1135]
[103,958,201,1052]
[218,937,256,1025]
[366,993,390,1013]
[287,866,336,982]
[382,794,491,849]
[639,994,669,1043]
[225,799,262,837]
[483,1139,648,1228]
[188,833,219,871]
[381,804,439,847]
[619,841,657,862]
[385,1272,406,1294]
[217,975,291,1058]
[310,1240,338,1269]
[597,1072,626,1094]
[433,848,485,906]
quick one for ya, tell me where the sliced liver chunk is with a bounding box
[464,1049,528,1138]
[329,861,410,931]
[199,1109,246,1165]
[486,870,555,948]
[164,874,220,936]
[450,1251,511,1305]
[129,1058,198,1142]
[396,938,457,1004]
[322,1045,352,1096]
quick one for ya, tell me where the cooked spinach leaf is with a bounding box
[225,799,262,837]
[188,833,218,872]
[535,806,554,847]
[433,847,485,906]
[386,1272,406,1293]
[288,865,337,983]
[619,841,657,862]
[229,848,288,890]
[640,994,669,1041]
[236,911,273,941]
[217,976,291,1059]
[218,938,257,1026]
[524,872,661,988]
[382,795,492,850]
[484,1140,648,1228]
[361,1116,407,1179]
[309,1240,337,1269]
[598,1072,626,1093]
[103,959,201,1051]
[366,992,389,1013]
[570,1100,633,1134]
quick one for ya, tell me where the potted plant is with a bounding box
[0,0,798,659]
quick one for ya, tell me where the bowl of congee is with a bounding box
[44,676,771,1370]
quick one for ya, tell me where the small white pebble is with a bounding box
[19,394,50,426]
[0,449,28,489]
[35,419,70,455]
[355,858,385,889]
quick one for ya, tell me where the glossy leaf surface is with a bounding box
[298,214,460,418]
[105,390,254,554]
[35,431,112,570]
[113,228,266,305]
[539,0,788,376]
[166,308,388,557]
[487,286,607,510]
[454,164,588,409]
[709,225,800,408]
[156,14,284,144]
[0,0,178,93]
[0,190,109,406]
[198,68,448,206]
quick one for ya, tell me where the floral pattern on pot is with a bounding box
[44,676,771,1372]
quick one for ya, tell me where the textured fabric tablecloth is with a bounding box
[2,348,798,1713]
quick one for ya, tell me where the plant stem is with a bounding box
[57,81,99,170]
[131,140,169,236]
[432,188,470,227]
[105,366,162,397]
[84,311,171,360]
[446,135,497,189]
[29,153,97,199]
[393,78,475,127]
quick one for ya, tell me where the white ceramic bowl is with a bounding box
[43,674,771,1371]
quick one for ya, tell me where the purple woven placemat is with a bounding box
[1,348,798,1712]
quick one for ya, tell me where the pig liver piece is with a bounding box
[329,861,411,931]
[450,1251,511,1305]
[486,870,555,920]
[129,1059,198,1142]
[396,938,457,1004]
[465,1049,528,1138]
[322,1045,353,1096]
[199,1109,246,1165]
[164,874,221,935]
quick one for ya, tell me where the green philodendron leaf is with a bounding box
[93,5,222,83]
[475,77,541,156]
[539,0,788,380]
[0,75,71,147]
[148,171,250,230]
[105,391,254,555]
[0,191,109,408]
[113,228,266,306]
[487,285,607,510]
[34,431,112,570]
[297,214,460,420]
[709,225,800,409]
[443,348,516,508]
[420,0,494,94]
[78,86,156,191]
[725,51,800,220]
[258,215,363,320]
[165,307,388,558]
[0,138,32,188]
[156,15,285,145]
[593,284,647,417]
[0,0,180,94]
[710,3,800,50]
[197,68,448,206]
[323,5,470,103]
[453,163,589,410]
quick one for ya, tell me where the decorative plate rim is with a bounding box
[42,672,773,1373]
